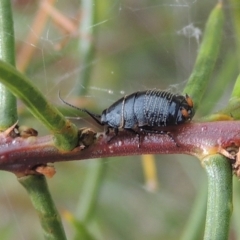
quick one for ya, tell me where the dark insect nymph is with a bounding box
[60,89,195,143]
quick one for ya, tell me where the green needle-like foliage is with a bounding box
[0,1,238,240]
[202,155,233,240]
[183,2,224,111]
[0,60,78,151]
[19,175,67,240]
[0,0,17,129]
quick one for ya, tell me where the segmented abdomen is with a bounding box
[144,89,174,126]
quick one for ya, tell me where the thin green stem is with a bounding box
[180,183,207,240]
[18,175,67,240]
[214,2,240,119]
[0,60,78,151]
[0,0,17,129]
[229,0,240,68]
[183,2,224,111]
[76,159,106,222]
[75,1,105,237]
[201,52,238,116]
[231,74,240,99]
[211,74,240,121]
[78,0,97,95]
[233,177,240,239]
[72,220,96,240]
[202,155,232,240]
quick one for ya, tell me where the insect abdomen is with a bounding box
[144,90,174,126]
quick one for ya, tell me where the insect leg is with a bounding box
[125,128,141,148]
[105,127,141,148]
[106,127,119,143]
[119,96,126,128]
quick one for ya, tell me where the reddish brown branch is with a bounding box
[0,121,240,175]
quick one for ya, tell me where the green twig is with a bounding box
[78,0,98,95]
[211,74,240,121]
[0,0,17,129]
[18,175,67,240]
[0,2,69,240]
[233,177,240,239]
[231,74,240,99]
[203,3,240,120]
[73,220,96,240]
[229,0,240,68]
[180,183,207,240]
[202,155,232,240]
[183,2,224,111]
[201,52,238,116]
[0,60,78,151]
[76,159,106,222]
[75,1,105,238]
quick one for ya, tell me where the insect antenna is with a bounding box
[58,91,103,126]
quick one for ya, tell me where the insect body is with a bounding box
[60,89,195,135]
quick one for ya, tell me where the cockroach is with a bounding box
[60,89,195,143]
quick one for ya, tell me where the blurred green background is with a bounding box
[0,0,238,239]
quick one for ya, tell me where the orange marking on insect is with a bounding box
[185,94,193,107]
[181,108,189,118]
